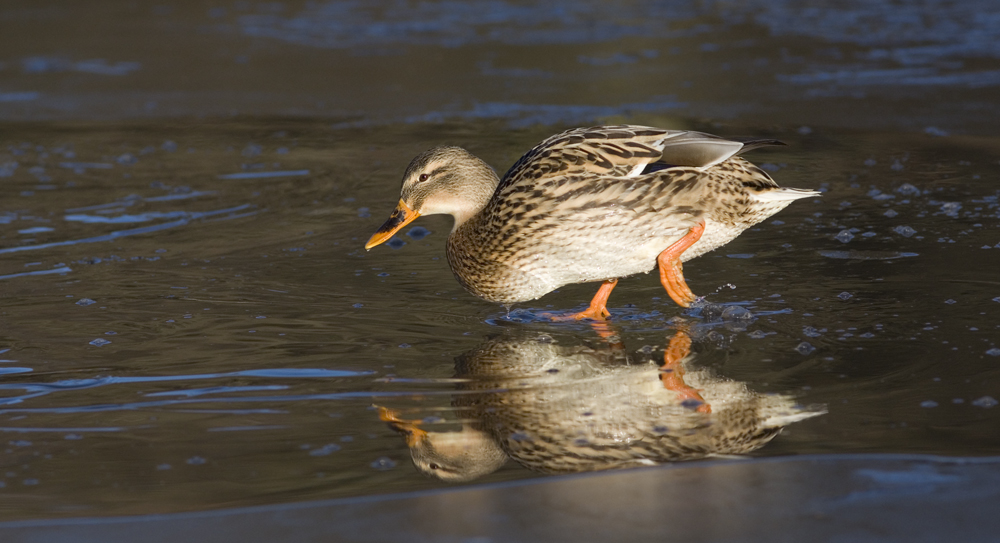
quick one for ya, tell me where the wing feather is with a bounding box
[498,125,780,192]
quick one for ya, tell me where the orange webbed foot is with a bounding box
[544,279,618,322]
[658,330,712,414]
[657,222,705,308]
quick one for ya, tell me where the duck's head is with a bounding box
[377,405,508,482]
[365,146,499,250]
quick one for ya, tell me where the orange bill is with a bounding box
[365,200,420,250]
[376,405,427,447]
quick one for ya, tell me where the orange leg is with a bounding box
[659,331,711,414]
[551,278,618,321]
[657,222,705,308]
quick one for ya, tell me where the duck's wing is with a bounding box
[499,125,780,189]
[485,156,805,248]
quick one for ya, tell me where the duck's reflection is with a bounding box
[379,327,823,482]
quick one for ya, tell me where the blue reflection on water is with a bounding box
[0,205,254,255]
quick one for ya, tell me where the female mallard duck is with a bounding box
[379,329,824,481]
[366,125,818,319]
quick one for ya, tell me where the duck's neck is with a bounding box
[448,163,501,230]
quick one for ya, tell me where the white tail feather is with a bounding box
[762,406,827,429]
[751,187,821,202]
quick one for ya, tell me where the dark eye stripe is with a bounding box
[423,166,447,180]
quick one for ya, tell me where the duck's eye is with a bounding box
[418,173,429,182]
[428,463,441,470]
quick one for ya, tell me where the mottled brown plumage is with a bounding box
[380,330,824,481]
[367,125,818,316]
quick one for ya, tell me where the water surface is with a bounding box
[2,119,999,519]
[2,0,1000,523]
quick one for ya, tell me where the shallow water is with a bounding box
[2,120,999,519]
[2,0,1000,523]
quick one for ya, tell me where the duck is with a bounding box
[378,329,825,482]
[366,125,818,319]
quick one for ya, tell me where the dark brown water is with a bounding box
[2,0,1000,521]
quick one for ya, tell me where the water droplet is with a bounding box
[75,298,96,306]
[920,400,938,408]
[837,292,853,301]
[940,202,962,217]
[89,338,111,347]
[795,342,816,355]
[370,457,396,471]
[834,230,854,243]
[893,225,917,237]
[186,456,207,465]
[721,305,752,321]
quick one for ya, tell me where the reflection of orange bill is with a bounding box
[376,405,427,447]
[365,200,420,250]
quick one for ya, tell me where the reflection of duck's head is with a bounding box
[381,329,824,481]
[378,406,507,483]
